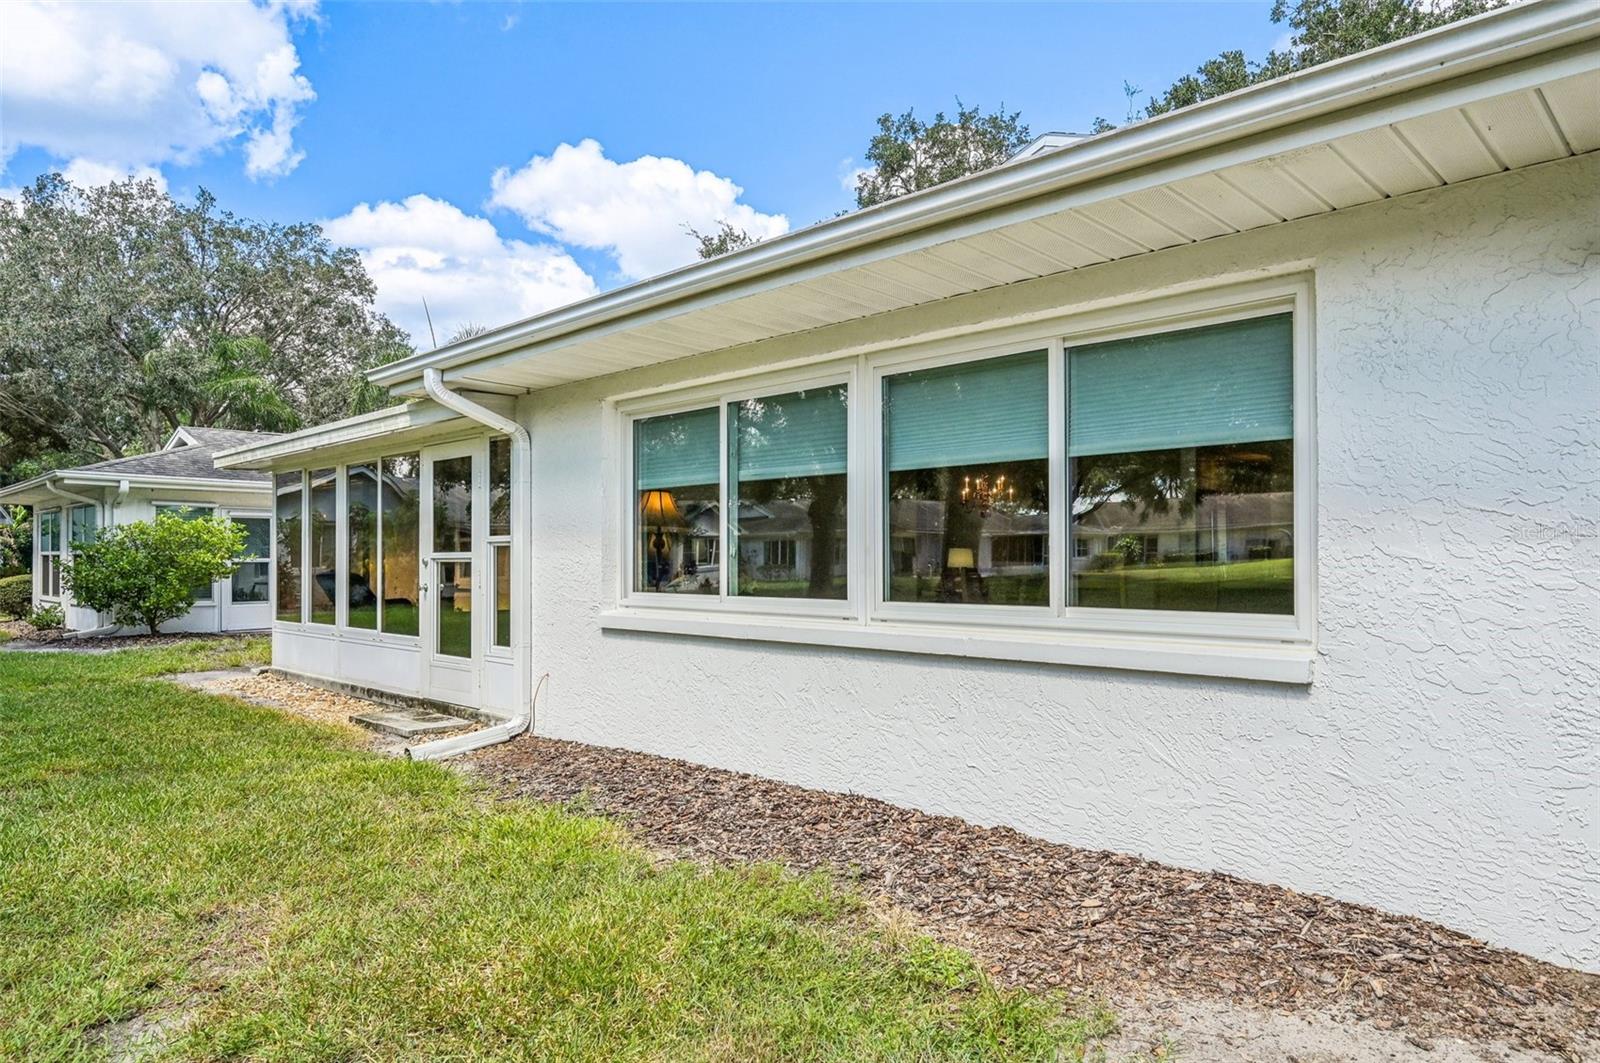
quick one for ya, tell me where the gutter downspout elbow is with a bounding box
[409,368,536,762]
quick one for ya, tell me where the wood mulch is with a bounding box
[0,625,259,652]
[470,735,1599,1060]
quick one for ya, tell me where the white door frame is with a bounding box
[419,440,485,707]
[222,509,273,632]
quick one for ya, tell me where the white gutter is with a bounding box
[368,0,1600,392]
[408,368,536,761]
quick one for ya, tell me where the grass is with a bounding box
[0,641,1111,1061]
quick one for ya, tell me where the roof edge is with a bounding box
[369,0,1599,392]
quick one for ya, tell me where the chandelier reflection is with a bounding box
[961,473,1013,517]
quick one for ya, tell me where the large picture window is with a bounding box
[883,351,1049,607]
[275,472,303,622]
[612,283,1309,677]
[1068,314,1293,615]
[634,407,719,595]
[729,384,848,600]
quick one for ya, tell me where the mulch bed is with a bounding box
[471,735,1599,1060]
[0,625,255,651]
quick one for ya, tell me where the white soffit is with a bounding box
[382,5,1600,398]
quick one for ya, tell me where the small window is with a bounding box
[489,437,511,537]
[493,543,511,649]
[38,509,61,599]
[883,350,1049,607]
[634,407,719,595]
[69,504,96,546]
[275,473,303,622]
[230,517,271,603]
[1068,314,1294,615]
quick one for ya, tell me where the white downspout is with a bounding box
[43,481,120,637]
[408,368,536,761]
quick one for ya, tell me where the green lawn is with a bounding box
[0,641,1108,1061]
[1072,557,1293,614]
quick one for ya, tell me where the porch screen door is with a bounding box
[420,443,481,706]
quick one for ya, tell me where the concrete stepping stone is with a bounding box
[351,708,473,738]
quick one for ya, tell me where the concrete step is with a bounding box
[350,708,475,738]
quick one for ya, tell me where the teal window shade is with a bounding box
[884,350,1048,472]
[730,385,847,482]
[635,407,720,489]
[1069,313,1293,457]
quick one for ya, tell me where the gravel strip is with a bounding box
[1,627,261,652]
[470,735,1598,1060]
[202,671,374,732]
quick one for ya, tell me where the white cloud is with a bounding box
[322,194,599,348]
[837,157,871,196]
[60,158,169,193]
[488,139,788,281]
[1,0,317,181]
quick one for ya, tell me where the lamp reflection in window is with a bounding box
[639,488,683,592]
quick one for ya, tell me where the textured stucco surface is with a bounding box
[521,154,1600,970]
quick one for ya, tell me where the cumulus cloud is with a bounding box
[60,159,170,192]
[322,194,599,347]
[1,0,316,180]
[488,139,788,281]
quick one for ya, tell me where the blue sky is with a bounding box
[3,1,1285,345]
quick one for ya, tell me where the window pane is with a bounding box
[489,437,511,537]
[308,468,336,624]
[234,517,270,558]
[346,463,379,629]
[728,384,847,600]
[634,408,718,595]
[231,561,270,603]
[436,559,472,658]
[381,455,420,636]
[275,472,302,622]
[69,505,96,545]
[432,455,473,553]
[884,351,1049,607]
[155,504,213,521]
[1068,315,1294,615]
[493,543,510,648]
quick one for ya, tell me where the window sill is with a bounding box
[599,608,1314,684]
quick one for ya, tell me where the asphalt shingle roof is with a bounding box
[63,428,282,485]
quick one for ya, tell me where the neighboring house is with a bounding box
[0,427,281,633]
[215,5,1599,971]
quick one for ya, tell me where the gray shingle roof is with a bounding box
[64,429,282,485]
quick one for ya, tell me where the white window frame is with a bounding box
[603,274,1317,682]
[486,435,514,657]
[618,362,860,621]
[37,507,62,602]
[227,511,272,605]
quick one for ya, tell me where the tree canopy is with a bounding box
[0,174,411,481]
[853,101,1030,209]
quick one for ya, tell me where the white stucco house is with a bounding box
[0,427,280,633]
[214,3,1598,971]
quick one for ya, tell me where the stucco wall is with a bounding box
[520,154,1600,970]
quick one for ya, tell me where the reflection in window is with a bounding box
[308,469,336,624]
[884,351,1049,607]
[231,517,271,603]
[381,455,420,636]
[634,408,719,595]
[347,463,378,628]
[69,504,96,547]
[1068,314,1294,615]
[489,437,511,537]
[729,384,847,600]
[493,543,510,648]
[275,473,302,622]
[432,455,472,552]
[436,559,472,658]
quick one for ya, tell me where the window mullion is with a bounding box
[1048,338,1067,618]
[717,400,729,604]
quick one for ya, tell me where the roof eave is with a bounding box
[367,0,1600,393]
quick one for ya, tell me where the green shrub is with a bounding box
[0,573,31,618]
[64,512,244,635]
[26,603,64,630]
